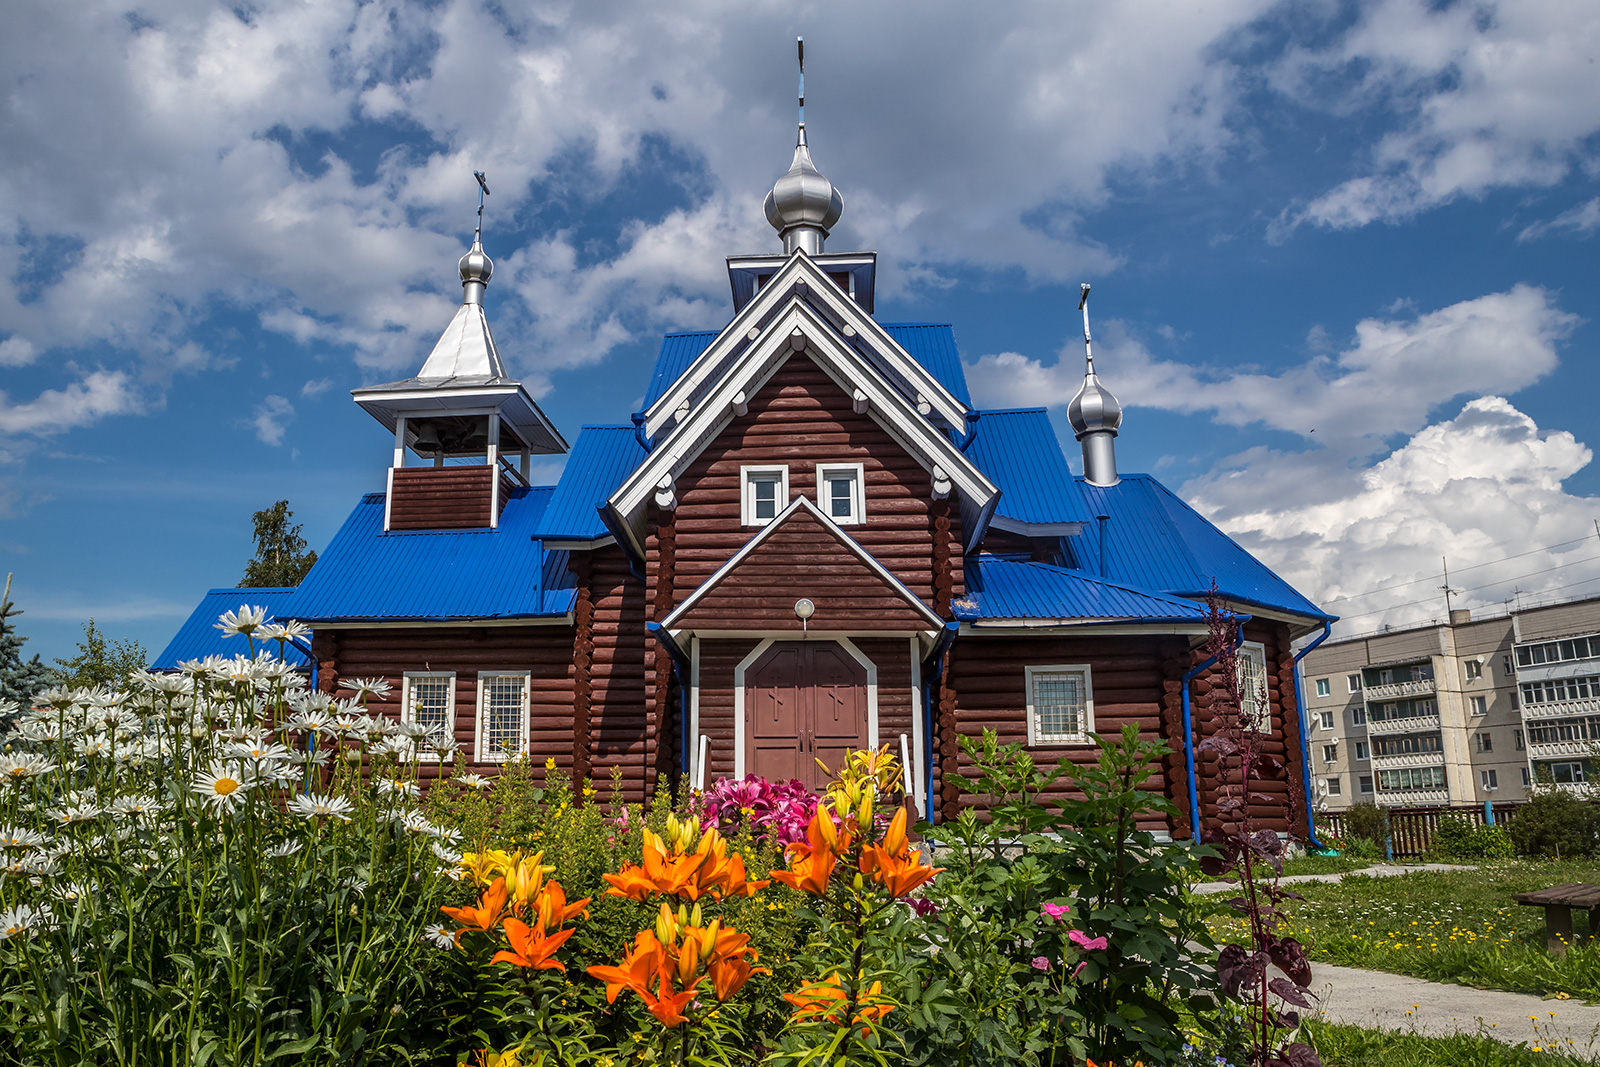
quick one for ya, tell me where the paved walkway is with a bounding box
[1192,862,1476,895]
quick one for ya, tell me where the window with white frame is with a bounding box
[740,465,788,526]
[1025,665,1094,745]
[402,672,455,758]
[1320,710,1335,729]
[1238,642,1269,731]
[1347,674,1362,693]
[1315,678,1331,697]
[1325,776,1341,796]
[1322,743,1337,763]
[476,672,529,762]
[1481,768,1499,790]
[1465,659,1483,681]
[1352,706,1366,725]
[814,463,865,525]
[1354,740,1370,761]
[1475,731,1493,753]
[1471,695,1488,716]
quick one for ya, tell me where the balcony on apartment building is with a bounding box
[1375,787,1451,806]
[1365,676,1438,701]
[1370,749,1448,772]
[1363,660,1437,703]
[1527,738,1598,761]
[1521,695,1600,721]
[1515,633,1600,677]
[1365,700,1442,736]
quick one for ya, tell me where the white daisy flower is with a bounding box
[111,795,160,821]
[288,748,331,768]
[76,735,114,758]
[266,839,303,859]
[0,903,52,940]
[345,678,392,699]
[455,773,491,790]
[326,711,369,738]
[0,826,48,851]
[375,736,413,758]
[227,740,292,763]
[141,673,189,695]
[51,803,100,827]
[375,777,420,803]
[192,761,253,814]
[215,605,268,638]
[396,721,430,740]
[422,923,457,949]
[431,735,462,758]
[430,841,463,866]
[287,794,355,822]
[343,876,369,896]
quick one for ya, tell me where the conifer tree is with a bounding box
[241,500,318,587]
[0,574,53,706]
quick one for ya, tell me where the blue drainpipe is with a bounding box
[1181,623,1246,842]
[920,620,960,826]
[1292,620,1335,850]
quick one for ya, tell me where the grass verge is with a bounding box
[1304,1020,1599,1066]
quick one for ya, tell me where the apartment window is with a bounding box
[1359,774,1375,794]
[1471,695,1488,716]
[1239,642,1269,731]
[1475,732,1493,753]
[1352,706,1366,726]
[1516,729,1525,751]
[1379,668,1395,685]
[1025,665,1094,746]
[814,463,865,525]
[1520,674,1600,705]
[1315,678,1331,697]
[1325,777,1342,796]
[1354,740,1370,761]
[740,465,788,526]
[402,672,455,758]
[1481,768,1499,790]
[1378,766,1447,791]
[1320,710,1335,730]
[1465,660,1482,682]
[1522,767,1532,788]
[1348,674,1362,693]
[476,672,530,762]
[1550,761,1588,784]
[1504,655,1514,676]
[1322,743,1338,763]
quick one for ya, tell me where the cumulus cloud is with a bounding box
[1186,397,1600,634]
[1519,197,1600,243]
[969,285,1578,456]
[0,371,143,435]
[251,395,295,446]
[1271,0,1600,231]
[0,337,37,367]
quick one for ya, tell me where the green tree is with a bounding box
[240,499,318,587]
[53,617,148,690]
[0,574,54,707]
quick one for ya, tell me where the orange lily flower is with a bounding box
[708,953,768,1001]
[603,829,713,900]
[641,984,697,1028]
[859,808,944,896]
[586,930,668,1004]
[784,973,893,1035]
[711,851,771,900]
[533,878,591,930]
[772,805,850,895]
[490,916,576,971]
[441,877,508,940]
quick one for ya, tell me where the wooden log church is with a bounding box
[158,105,1334,843]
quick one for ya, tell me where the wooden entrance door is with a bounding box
[746,641,869,790]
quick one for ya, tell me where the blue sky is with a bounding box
[3,0,1599,665]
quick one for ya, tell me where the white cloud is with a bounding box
[1519,197,1600,243]
[0,336,37,367]
[251,395,295,446]
[1184,397,1600,634]
[1273,0,1600,231]
[969,285,1578,456]
[0,371,143,435]
[301,377,335,398]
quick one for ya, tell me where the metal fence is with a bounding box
[1316,803,1523,859]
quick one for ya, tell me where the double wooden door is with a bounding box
[745,641,869,790]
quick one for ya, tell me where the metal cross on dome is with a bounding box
[473,170,490,239]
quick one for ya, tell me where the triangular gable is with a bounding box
[661,496,946,633]
[609,298,1000,559]
[640,250,969,439]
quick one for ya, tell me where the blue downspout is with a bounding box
[646,622,693,787]
[958,410,982,452]
[631,412,652,453]
[1291,620,1334,850]
[1181,624,1245,843]
[920,620,960,826]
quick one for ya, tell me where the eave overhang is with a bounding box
[351,380,568,455]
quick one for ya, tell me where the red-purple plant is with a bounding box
[697,774,819,846]
[1197,588,1322,1067]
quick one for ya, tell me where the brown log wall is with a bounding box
[585,545,653,801]
[311,625,575,779]
[664,353,966,617]
[389,466,495,530]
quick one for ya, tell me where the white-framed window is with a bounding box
[1024,665,1094,746]
[1481,768,1499,790]
[1521,767,1531,788]
[1315,678,1331,697]
[1475,732,1493,753]
[1471,695,1488,716]
[1348,674,1362,693]
[1325,776,1342,796]
[740,465,789,526]
[1322,743,1337,763]
[1359,774,1374,793]
[1319,710,1335,729]
[1503,655,1514,676]
[1238,642,1269,731]
[814,462,865,525]
[476,671,530,762]
[1354,740,1370,761]
[1352,706,1367,726]
[1465,660,1483,681]
[402,672,455,759]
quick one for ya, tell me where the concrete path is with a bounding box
[1311,958,1600,1053]
[1193,862,1476,895]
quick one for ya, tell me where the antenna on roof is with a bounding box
[473,170,490,241]
[1078,283,1094,369]
[797,38,805,129]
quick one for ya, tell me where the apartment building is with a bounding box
[1299,593,1600,811]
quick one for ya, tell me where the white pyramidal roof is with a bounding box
[415,301,508,382]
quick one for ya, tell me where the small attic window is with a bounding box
[741,465,788,526]
[815,463,864,525]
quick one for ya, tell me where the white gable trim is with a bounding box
[610,300,998,557]
[660,494,947,631]
[642,251,967,438]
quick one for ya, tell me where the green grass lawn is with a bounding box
[1283,853,1377,877]
[1304,1020,1600,1066]
[1206,861,1600,1002]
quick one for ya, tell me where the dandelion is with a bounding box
[287,794,355,822]
[215,604,268,638]
[192,761,253,813]
[0,903,52,940]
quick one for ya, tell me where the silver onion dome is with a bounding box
[458,235,493,305]
[764,124,844,256]
[1067,361,1123,437]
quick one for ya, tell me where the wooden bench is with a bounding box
[1512,883,1600,954]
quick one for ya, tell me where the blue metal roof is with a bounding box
[1070,475,1334,625]
[151,588,311,671]
[535,425,650,540]
[639,323,972,415]
[956,556,1208,623]
[963,408,1088,525]
[288,488,576,622]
